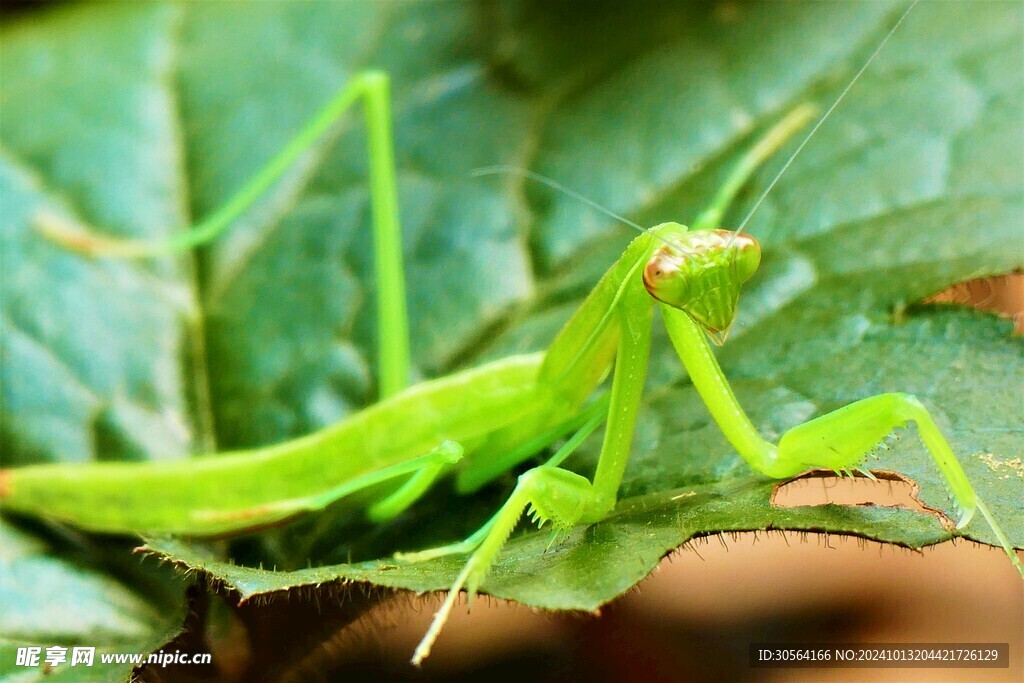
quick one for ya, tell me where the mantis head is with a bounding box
[642,222,760,345]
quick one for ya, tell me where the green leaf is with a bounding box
[2,0,1021,665]
[0,521,188,681]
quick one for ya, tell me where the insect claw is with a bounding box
[955,505,974,529]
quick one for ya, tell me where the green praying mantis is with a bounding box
[2,1,1022,666]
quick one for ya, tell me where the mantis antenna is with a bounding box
[728,0,920,244]
[472,165,647,233]
[472,165,711,262]
[471,166,702,257]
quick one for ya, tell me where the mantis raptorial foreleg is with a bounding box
[659,306,1004,531]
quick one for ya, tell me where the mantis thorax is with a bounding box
[642,222,760,345]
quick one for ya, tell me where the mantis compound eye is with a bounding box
[728,232,761,283]
[643,229,761,345]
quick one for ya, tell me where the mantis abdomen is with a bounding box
[0,353,553,535]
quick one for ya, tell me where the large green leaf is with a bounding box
[2,0,1021,672]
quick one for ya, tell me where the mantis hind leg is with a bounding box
[773,392,1023,577]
